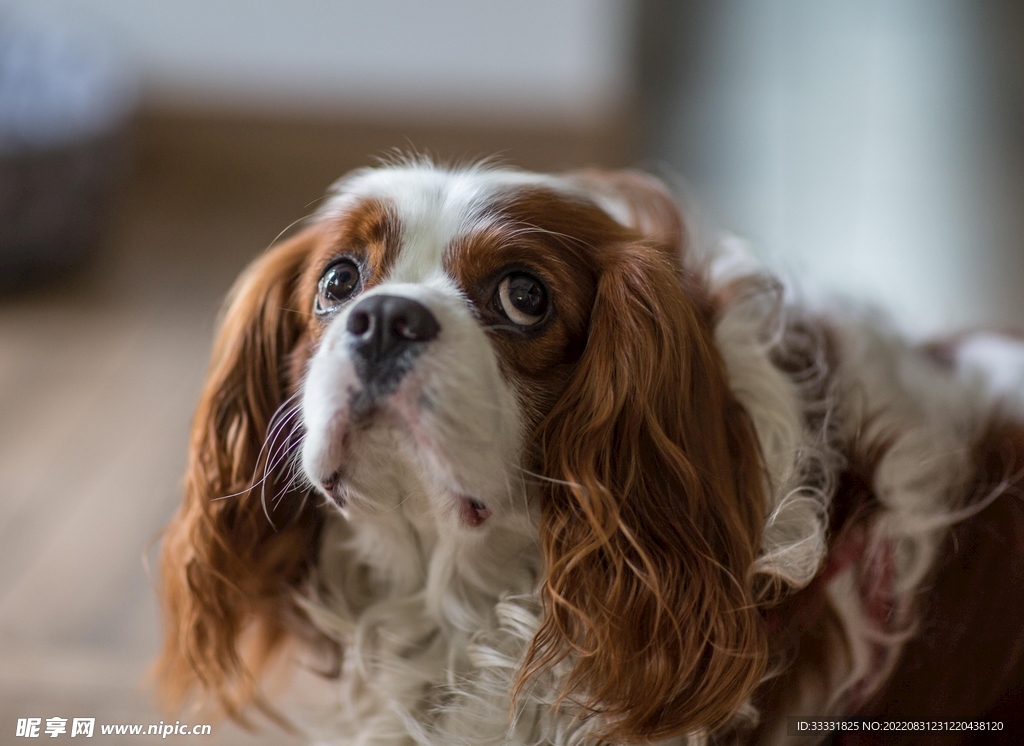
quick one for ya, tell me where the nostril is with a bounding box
[393,316,414,340]
[347,309,371,336]
[390,302,440,342]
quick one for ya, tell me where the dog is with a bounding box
[156,160,1024,745]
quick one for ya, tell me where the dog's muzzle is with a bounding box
[346,294,440,395]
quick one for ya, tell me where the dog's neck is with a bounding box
[314,440,542,632]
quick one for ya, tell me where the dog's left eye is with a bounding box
[317,259,361,312]
[495,273,548,326]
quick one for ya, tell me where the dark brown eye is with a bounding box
[317,259,360,312]
[496,273,547,326]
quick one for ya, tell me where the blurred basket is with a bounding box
[0,6,137,292]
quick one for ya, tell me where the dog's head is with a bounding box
[158,162,769,742]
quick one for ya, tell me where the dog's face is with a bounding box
[158,163,770,743]
[299,167,606,539]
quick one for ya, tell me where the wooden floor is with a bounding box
[0,111,628,744]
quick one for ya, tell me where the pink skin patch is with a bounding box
[322,471,340,493]
[458,496,491,527]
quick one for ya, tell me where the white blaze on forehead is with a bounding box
[323,163,578,283]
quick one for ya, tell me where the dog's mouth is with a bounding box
[320,470,346,507]
[317,477,489,526]
[458,495,491,527]
[322,470,340,493]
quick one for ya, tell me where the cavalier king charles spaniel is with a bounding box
[157,161,1024,745]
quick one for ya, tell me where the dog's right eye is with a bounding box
[495,272,548,327]
[316,259,361,313]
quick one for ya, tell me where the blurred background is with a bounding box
[0,0,1021,742]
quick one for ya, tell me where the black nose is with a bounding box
[346,295,440,384]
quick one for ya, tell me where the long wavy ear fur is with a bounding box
[520,202,768,742]
[156,229,323,721]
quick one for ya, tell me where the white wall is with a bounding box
[28,0,632,123]
[656,0,1024,336]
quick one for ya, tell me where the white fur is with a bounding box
[817,319,995,713]
[954,333,1024,414]
[710,243,837,593]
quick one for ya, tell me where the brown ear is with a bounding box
[569,169,685,249]
[520,234,768,741]
[156,228,324,721]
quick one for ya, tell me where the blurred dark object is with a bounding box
[0,7,137,294]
